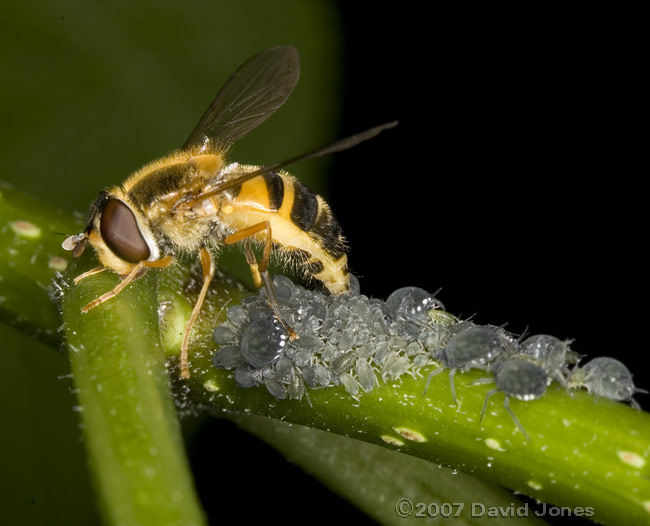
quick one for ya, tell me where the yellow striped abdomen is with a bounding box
[221,170,350,295]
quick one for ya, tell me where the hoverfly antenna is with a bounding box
[62,233,87,257]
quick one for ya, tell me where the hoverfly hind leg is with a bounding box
[225,221,298,340]
[242,240,263,289]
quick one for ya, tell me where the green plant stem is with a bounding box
[61,255,206,526]
[231,413,547,525]
[0,183,79,345]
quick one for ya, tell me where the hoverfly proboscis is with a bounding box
[62,46,397,379]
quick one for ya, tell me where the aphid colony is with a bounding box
[213,278,446,399]
[212,280,645,438]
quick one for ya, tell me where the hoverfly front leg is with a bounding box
[225,221,298,339]
[80,255,174,313]
[180,247,215,379]
[74,266,107,285]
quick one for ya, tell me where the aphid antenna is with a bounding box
[495,321,528,343]
[516,324,531,343]
[401,311,434,330]
[214,297,234,324]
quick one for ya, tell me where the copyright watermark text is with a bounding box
[395,499,595,519]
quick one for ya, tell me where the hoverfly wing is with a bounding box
[183,46,300,152]
[183,121,399,206]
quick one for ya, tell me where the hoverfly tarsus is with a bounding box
[63,46,397,379]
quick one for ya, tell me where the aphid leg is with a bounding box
[225,222,298,339]
[422,366,444,396]
[503,396,530,442]
[180,247,214,379]
[630,387,647,410]
[480,389,498,422]
[448,369,458,405]
[468,377,495,387]
[553,371,569,390]
[81,255,174,313]
[73,266,107,285]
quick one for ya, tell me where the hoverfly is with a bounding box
[62,46,396,379]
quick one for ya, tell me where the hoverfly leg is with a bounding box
[242,240,263,289]
[81,264,143,313]
[80,255,174,313]
[180,247,215,379]
[74,266,107,285]
[225,222,298,339]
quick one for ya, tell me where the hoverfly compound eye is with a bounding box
[100,199,151,263]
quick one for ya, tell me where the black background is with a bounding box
[329,5,646,382]
[192,6,646,526]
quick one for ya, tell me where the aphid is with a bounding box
[423,325,513,404]
[519,334,572,386]
[382,351,411,380]
[478,359,549,442]
[212,344,244,369]
[240,314,288,368]
[233,363,261,388]
[427,309,458,328]
[340,373,360,396]
[356,357,377,392]
[264,376,287,400]
[330,350,357,377]
[287,367,306,400]
[61,46,397,378]
[568,357,647,409]
[385,286,444,324]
